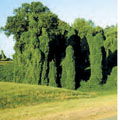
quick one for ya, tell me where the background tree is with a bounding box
[61,45,75,90]
[104,66,117,89]
[40,28,50,85]
[89,33,103,85]
[48,60,57,87]
[104,25,117,56]
[102,25,117,83]
[0,50,6,60]
[81,32,104,88]
[72,18,94,84]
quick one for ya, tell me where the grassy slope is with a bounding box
[0,61,13,65]
[0,82,96,109]
[0,82,117,120]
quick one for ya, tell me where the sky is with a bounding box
[0,0,117,58]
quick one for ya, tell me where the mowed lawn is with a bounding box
[0,82,117,120]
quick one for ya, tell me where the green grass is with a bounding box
[77,85,117,96]
[0,82,97,109]
[0,82,117,120]
[0,61,13,65]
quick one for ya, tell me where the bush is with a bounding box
[0,61,14,82]
[104,66,117,89]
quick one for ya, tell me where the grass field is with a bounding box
[0,61,13,65]
[0,82,117,120]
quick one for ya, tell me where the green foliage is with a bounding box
[101,25,117,84]
[88,20,95,27]
[39,28,49,56]
[72,18,94,84]
[24,48,42,84]
[104,25,117,57]
[104,66,117,89]
[89,33,103,83]
[72,18,93,39]
[1,1,117,91]
[61,46,75,90]
[0,50,6,60]
[40,28,50,85]
[81,33,104,88]
[41,59,48,85]
[48,60,57,87]
[0,61,14,82]
[2,2,49,39]
[2,2,59,85]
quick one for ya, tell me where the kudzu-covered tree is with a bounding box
[48,60,57,87]
[103,25,117,82]
[86,32,103,86]
[72,18,94,83]
[80,31,104,89]
[61,45,75,90]
[2,2,59,84]
[104,66,117,89]
[104,25,117,57]
[72,18,93,39]
[40,28,50,85]
[41,60,48,85]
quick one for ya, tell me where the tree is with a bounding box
[0,50,6,60]
[87,32,103,86]
[61,45,75,90]
[72,18,94,83]
[72,18,93,39]
[104,25,117,57]
[40,28,50,85]
[88,20,95,27]
[48,60,57,87]
[2,2,59,84]
[104,66,117,89]
[80,32,104,89]
[101,25,117,83]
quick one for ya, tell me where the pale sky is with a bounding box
[0,0,117,58]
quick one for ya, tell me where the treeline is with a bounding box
[1,2,117,90]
